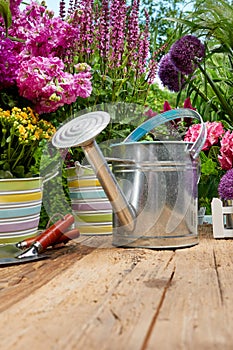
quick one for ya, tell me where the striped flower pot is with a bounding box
[0,178,43,244]
[66,165,112,235]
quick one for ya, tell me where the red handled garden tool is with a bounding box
[0,214,79,266]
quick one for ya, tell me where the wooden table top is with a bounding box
[0,224,233,350]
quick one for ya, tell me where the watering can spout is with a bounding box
[52,111,136,232]
[83,140,136,231]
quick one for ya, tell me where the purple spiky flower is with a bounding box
[109,0,127,68]
[126,0,140,67]
[59,0,66,19]
[96,0,110,61]
[136,10,150,74]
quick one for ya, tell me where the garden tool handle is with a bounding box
[34,214,75,252]
[123,108,207,159]
[16,227,79,249]
[16,214,75,259]
[52,228,80,245]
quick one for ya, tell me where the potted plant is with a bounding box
[0,0,94,239]
[0,106,56,243]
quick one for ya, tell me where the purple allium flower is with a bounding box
[218,169,233,200]
[170,35,205,75]
[158,53,185,92]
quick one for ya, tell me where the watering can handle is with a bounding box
[123,108,207,159]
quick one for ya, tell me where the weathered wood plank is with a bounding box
[0,235,106,312]
[1,226,233,350]
[69,250,175,350]
[145,235,233,350]
[0,246,174,350]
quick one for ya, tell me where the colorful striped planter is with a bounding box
[66,165,113,235]
[0,178,43,244]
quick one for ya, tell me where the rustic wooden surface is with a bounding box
[1,225,233,350]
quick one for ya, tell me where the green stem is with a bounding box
[198,63,233,119]
[186,78,219,113]
[26,145,37,170]
[12,144,25,170]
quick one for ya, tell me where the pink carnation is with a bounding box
[184,121,225,151]
[218,131,233,170]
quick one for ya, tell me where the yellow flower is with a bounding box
[21,111,28,119]
[0,105,56,177]
[27,123,35,131]
[12,107,21,114]
[34,130,42,140]
[18,124,26,135]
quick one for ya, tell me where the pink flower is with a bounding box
[144,108,157,118]
[184,121,225,151]
[218,131,233,170]
[183,97,196,110]
[161,101,172,112]
[16,56,92,114]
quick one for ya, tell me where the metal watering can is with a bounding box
[52,108,206,249]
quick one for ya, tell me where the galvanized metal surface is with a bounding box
[110,141,199,248]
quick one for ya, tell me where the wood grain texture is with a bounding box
[1,225,233,350]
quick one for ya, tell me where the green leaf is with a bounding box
[201,158,218,176]
[14,165,25,178]
[0,170,13,179]
[0,0,12,36]
[6,135,11,143]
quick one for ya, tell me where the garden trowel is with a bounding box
[0,214,78,266]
